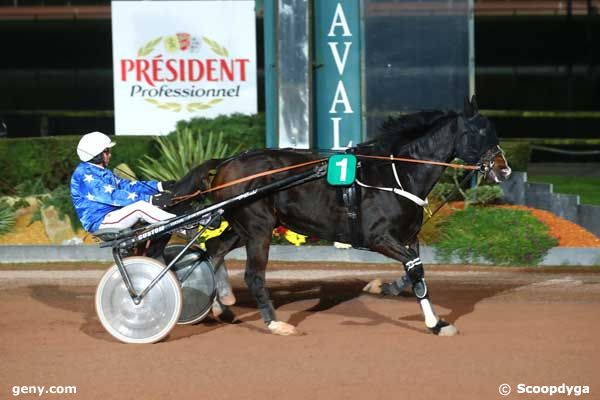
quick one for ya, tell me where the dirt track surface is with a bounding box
[1,264,599,400]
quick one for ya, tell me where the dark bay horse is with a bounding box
[172,97,511,336]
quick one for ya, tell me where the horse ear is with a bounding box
[470,95,479,112]
[464,96,474,117]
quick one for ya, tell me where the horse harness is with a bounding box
[340,180,365,249]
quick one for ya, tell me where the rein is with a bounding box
[355,155,480,170]
[171,158,328,204]
[171,153,482,204]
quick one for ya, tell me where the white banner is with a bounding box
[111,1,257,135]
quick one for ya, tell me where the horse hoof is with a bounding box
[430,320,459,336]
[439,324,459,336]
[363,278,383,295]
[268,321,298,336]
[219,293,236,306]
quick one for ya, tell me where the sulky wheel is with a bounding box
[175,258,216,325]
[164,245,217,325]
[95,256,182,344]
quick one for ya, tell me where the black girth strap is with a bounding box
[340,148,366,249]
[342,183,364,249]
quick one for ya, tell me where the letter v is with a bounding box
[327,42,352,75]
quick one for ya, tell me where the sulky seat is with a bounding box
[92,227,133,242]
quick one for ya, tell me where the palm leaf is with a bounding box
[0,200,16,237]
[137,128,239,181]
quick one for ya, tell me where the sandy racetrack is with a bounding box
[1,264,599,400]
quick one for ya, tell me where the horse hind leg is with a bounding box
[364,239,417,296]
[363,275,410,296]
[205,229,245,318]
[244,236,298,336]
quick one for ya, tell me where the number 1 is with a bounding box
[335,158,348,182]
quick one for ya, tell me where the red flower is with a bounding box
[274,226,287,235]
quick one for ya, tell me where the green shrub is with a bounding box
[433,207,557,265]
[0,199,16,236]
[0,136,76,193]
[108,136,160,177]
[429,160,472,203]
[176,113,265,151]
[499,140,531,172]
[430,183,460,203]
[464,185,504,205]
[15,178,47,197]
[138,129,239,181]
[0,136,157,193]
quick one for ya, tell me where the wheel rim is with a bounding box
[95,257,182,344]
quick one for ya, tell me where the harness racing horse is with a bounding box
[172,97,512,336]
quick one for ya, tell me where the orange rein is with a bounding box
[171,158,328,204]
[171,154,479,204]
[356,155,480,170]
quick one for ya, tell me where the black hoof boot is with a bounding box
[216,306,238,324]
[380,282,399,296]
[381,276,411,296]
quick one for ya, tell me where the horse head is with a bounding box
[456,96,511,183]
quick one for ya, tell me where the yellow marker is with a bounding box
[197,220,229,250]
[283,229,307,246]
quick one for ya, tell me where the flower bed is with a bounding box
[498,205,600,247]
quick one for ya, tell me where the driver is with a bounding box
[70,131,175,233]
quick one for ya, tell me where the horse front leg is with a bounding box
[403,254,458,336]
[367,243,458,336]
[244,236,297,336]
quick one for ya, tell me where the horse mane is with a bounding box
[358,110,460,152]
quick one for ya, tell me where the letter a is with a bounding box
[329,81,353,114]
[328,3,352,37]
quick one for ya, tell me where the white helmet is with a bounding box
[77,131,116,162]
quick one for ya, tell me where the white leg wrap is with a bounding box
[420,298,438,328]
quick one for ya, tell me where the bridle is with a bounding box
[477,145,504,176]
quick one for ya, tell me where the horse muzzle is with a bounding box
[479,146,512,183]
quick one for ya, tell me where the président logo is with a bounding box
[119,33,251,112]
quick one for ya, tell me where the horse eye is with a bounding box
[479,128,486,135]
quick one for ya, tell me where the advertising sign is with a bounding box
[112,1,257,135]
[314,1,362,149]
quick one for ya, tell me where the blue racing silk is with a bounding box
[70,162,159,232]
